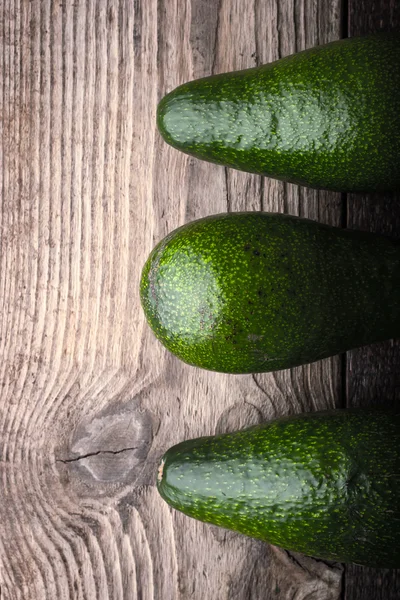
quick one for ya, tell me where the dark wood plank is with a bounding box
[345,1,400,598]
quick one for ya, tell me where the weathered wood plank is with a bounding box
[0,0,344,598]
[345,1,400,598]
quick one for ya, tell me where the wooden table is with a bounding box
[1,0,400,598]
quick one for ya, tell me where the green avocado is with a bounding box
[157,33,400,192]
[140,212,400,374]
[157,409,400,567]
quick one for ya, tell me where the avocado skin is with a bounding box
[157,409,400,567]
[157,33,400,192]
[140,212,400,374]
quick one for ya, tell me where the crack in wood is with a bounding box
[252,373,269,397]
[224,167,231,213]
[211,0,222,75]
[283,549,312,573]
[283,548,342,575]
[57,447,139,464]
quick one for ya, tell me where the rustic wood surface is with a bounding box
[0,0,398,598]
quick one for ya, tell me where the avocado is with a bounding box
[157,33,400,192]
[157,409,400,567]
[140,212,400,374]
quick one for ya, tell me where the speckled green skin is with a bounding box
[158,409,400,567]
[140,212,400,373]
[157,33,400,192]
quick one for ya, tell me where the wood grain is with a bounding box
[3,0,390,598]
